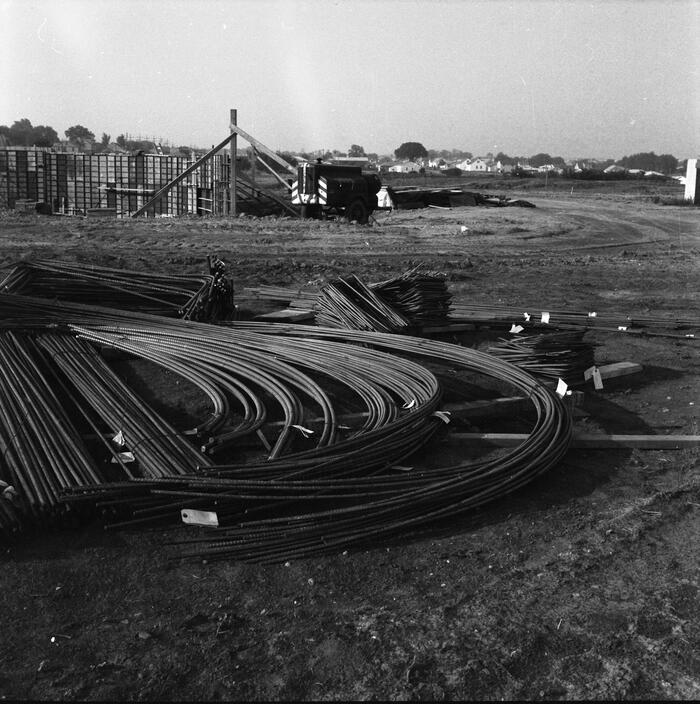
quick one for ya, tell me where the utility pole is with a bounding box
[230,108,237,216]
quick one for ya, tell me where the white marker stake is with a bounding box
[181,509,219,527]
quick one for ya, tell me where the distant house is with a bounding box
[428,158,446,169]
[465,158,491,172]
[495,160,513,174]
[388,161,420,173]
[455,158,472,171]
[603,164,626,174]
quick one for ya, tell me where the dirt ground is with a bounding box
[0,187,699,701]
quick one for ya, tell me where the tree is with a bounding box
[101,132,111,146]
[348,144,366,157]
[10,118,34,146]
[116,134,127,148]
[65,124,95,151]
[394,142,428,161]
[529,153,553,168]
[31,124,58,147]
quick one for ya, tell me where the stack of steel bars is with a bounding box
[0,258,235,322]
[373,268,452,325]
[487,331,596,382]
[315,275,410,332]
[0,294,573,560]
[241,284,699,336]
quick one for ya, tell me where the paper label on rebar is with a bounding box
[112,430,125,447]
[403,399,417,409]
[592,367,603,390]
[618,326,627,331]
[181,509,219,527]
[509,324,524,334]
[523,313,531,322]
[541,312,550,324]
[588,312,597,318]
[110,451,135,464]
[556,378,568,397]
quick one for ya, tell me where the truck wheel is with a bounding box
[345,199,369,224]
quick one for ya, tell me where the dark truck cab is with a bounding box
[291,160,382,224]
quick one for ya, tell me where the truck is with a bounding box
[291,159,382,224]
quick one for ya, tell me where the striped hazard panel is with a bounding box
[318,176,327,205]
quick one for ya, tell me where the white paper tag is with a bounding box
[618,326,627,332]
[112,430,125,448]
[509,324,524,334]
[181,509,219,527]
[523,312,531,322]
[588,312,597,318]
[110,451,135,464]
[460,225,468,233]
[592,367,603,389]
[541,312,550,324]
[403,399,417,410]
[555,378,568,397]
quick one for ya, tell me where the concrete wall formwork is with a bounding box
[0,149,230,216]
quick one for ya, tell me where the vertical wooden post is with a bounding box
[230,108,237,216]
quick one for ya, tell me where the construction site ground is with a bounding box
[0,187,699,700]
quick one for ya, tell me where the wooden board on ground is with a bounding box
[448,432,700,449]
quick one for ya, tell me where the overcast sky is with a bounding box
[1,0,698,158]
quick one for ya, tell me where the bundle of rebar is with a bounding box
[316,275,410,332]
[373,268,452,325]
[0,294,572,559]
[0,258,235,322]
[487,330,596,382]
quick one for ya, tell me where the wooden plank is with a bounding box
[229,124,297,175]
[254,150,294,191]
[230,108,237,216]
[584,362,643,382]
[449,432,700,449]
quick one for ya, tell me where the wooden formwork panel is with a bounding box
[0,149,230,215]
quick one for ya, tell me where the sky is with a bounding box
[1,0,698,159]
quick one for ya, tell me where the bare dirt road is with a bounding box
[0,196,698,700]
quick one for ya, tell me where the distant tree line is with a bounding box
[617,151,678,174]
[0,119,685,175]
